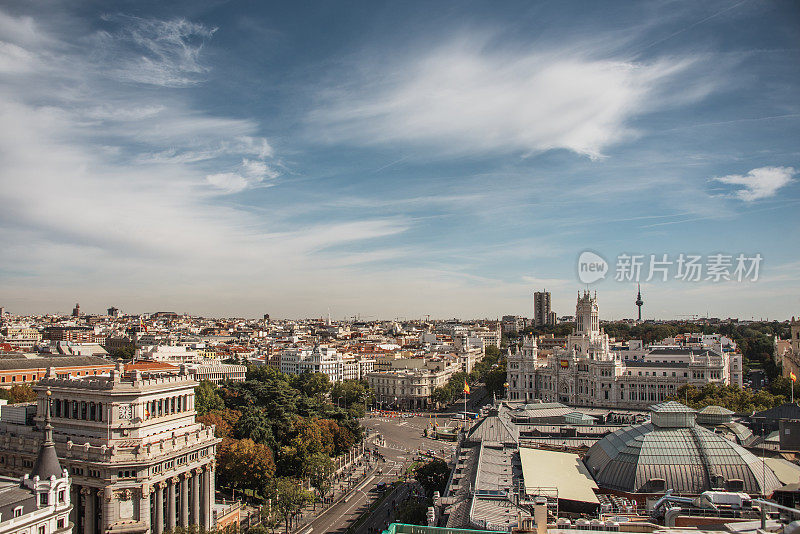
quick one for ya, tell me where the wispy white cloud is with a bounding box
[713,166,796,201]
[0,7,410,313]
[92,15,216,87]
[205,158,280,193]
[308,36,708,159]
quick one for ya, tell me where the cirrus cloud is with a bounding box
[308,38,708,159]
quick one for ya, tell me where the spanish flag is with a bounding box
[464,380,470,395]
[791,371,797,383]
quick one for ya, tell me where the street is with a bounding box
[296,388,489,533]
[299,413,460,533]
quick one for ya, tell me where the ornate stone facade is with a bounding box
[0,364,219,534]
[507,291,742,408]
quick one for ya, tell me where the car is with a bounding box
[377,482,387,491]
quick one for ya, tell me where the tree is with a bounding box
[274,477,313,532]
[294,372,332,398]
[195,381,224,416]
[331,379,373,417]
[305,454,334,509]
[197,409,241,439]
[414,459,450,496]
[395,499,429,525]
[0,384,36,403]
[484,366,507,398]
[234,407,276,449]
[216,438,276,496]
[108,345,135,360]
[670,383,785,413]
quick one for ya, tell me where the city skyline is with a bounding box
[1,1,798,319]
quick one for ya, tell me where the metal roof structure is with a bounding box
[583,401,782,495]
[697,405,735,426]
[467,408,518,444]
[519,447,599,505]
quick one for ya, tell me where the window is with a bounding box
[58,490,65,503]
[57,519,65,530]
[39,525,46,534]
[14,507,23,518]
[40,493,49,505]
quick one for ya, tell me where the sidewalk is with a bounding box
[290,459,377,532]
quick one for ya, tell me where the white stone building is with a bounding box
[507,291,745,409]
[0,365,220,534]
[0,395,72,534]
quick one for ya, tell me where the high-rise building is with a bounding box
[533,291,553,326]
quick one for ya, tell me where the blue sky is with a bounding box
[0,1,798,320]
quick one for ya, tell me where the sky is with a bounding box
[0,0,798,320]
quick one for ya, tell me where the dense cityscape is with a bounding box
[1,288,799,534]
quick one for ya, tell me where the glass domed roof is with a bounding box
[583,402,781,495]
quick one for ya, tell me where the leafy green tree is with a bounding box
[485,366,507,397]
[331,379,373,417]
[294,372,332,398]
[0,384,36,404]
[108,345,135,360]
[414,458,450,496]
[305,453,334,509]
[274,477,313,531]
[194,381,224,416]
[395,499,429,525]
[670,383,785,413]
[233,407,277,449]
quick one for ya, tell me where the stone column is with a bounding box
[200,467,212,530]
[180,474,189,527]
[207,465,214,528]
[191,469,201,526]
[70,484,80,534]
[139,485,151,531]
[83,487,95,534]
[154,483,164,534]
[167,478,177,532]
[103,487,114,533]
[208,461,215,519]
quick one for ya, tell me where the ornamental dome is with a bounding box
[583,401,780,495]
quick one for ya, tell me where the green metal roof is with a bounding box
[382,524,504,534]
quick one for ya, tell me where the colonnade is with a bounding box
[68,464,215,534]
[150,465,215,534]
